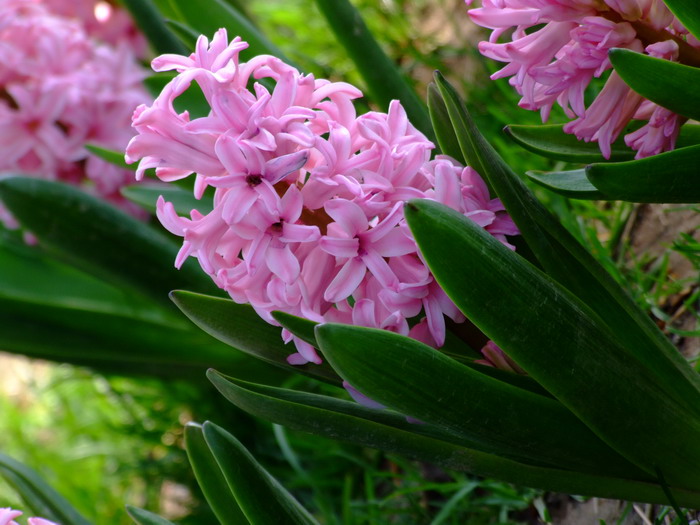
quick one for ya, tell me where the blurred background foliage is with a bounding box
[0,0,697,524]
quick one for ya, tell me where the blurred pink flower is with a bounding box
[467,0,699,158]
[0,508,58,525]
[0,0,150,229]
[128,30,519,365]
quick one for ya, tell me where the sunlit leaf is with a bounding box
[526,169,607,199]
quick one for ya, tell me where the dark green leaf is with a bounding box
[170,290,340,385]
[526,169,607,199]
[0,177,219,310]
[126,506,176,525]
[586,145,700,203]
[207,371,700,507]
[313,0,433,141]
[202,422,320,525]
[185,423,250,525]
[504,124,637,163]
[272,311,318,348]
[0,453,92,525]
[428,83,465,162]
[121,184,214,215]
[610,48,700,121]
[120,0,187,55]
[315,323,647,479]
[405,198,700,488]
[432,71,700,423]
[659,0,700,41]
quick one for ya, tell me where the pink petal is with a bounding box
[324,257,366,303]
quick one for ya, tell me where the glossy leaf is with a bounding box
[207,371,700,507]
[432,71,700,415]
[185,423,250,525]
[0,453,92,525]
[313,0,433,141]
[586,145,700,203]
[505,123,700,163]
[120,0,187,55]
[165,0,292,63]
[428,83,465,162]
[121,184,214,215]
[526,169,607,199]
[0,177,219,309]
[661,0,700,40]
[125,506,176,525]
[202,422,320,525]
[610,48,700,121]
[405,198,700,488]
[316,323,647,479]
[170,290,340,385]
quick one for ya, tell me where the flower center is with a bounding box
[246,174,263,187]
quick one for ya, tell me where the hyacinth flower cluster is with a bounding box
[126,29,518,366]
[467,0,700,159]
[0,0,150,228]
[0,508,56,525]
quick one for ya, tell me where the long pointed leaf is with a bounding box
[120,0,187,54]
[207,371,700,507]
[586,145,700,203]
[433,71,700,413]
[0,177,219,309]
[184,423,250,525]
[428,83,465,162]
[313,0,433,141]
[121,184,214,215]
[661,0,700,40]
[0,454,92,525]
[202,422,320,525]
[609,48,700,121]
[315,323,648,479]
[405,198,700,488]
[526,169,607,199]
[170,290,340,385]
[125,506,176,525]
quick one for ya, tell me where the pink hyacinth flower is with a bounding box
[0,508,59,525]
[127,31,520,369]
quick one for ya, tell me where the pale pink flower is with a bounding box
[0,0,150,229]
[128,31,519,367]
[467,0,700,158]
[0,508,58,525]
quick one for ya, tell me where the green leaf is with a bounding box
[505,122,700,163]
[0,453,92,525]
[585,145,700,203]
[170,290,341,385]
[125,506,176,525]
[316,323,648,479]
[144,73,211,120]
[120,0,187,55]
[610,48,700,121]
[428,83,465,162]
[404,198,700,488]
[313,0,433,141]
[0,177,219,310]
[164,0,293,63]
[526,169,607,199]
[207,371,700,507]
[202,421,320,525]
[85,144,134,170]
[504,124,637,163]
[185,423,250,525]
[121,184,214,215]
[432,71,700,422]
[659,0,700,40]
[164,19,199,50]
[271,311,318,348]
